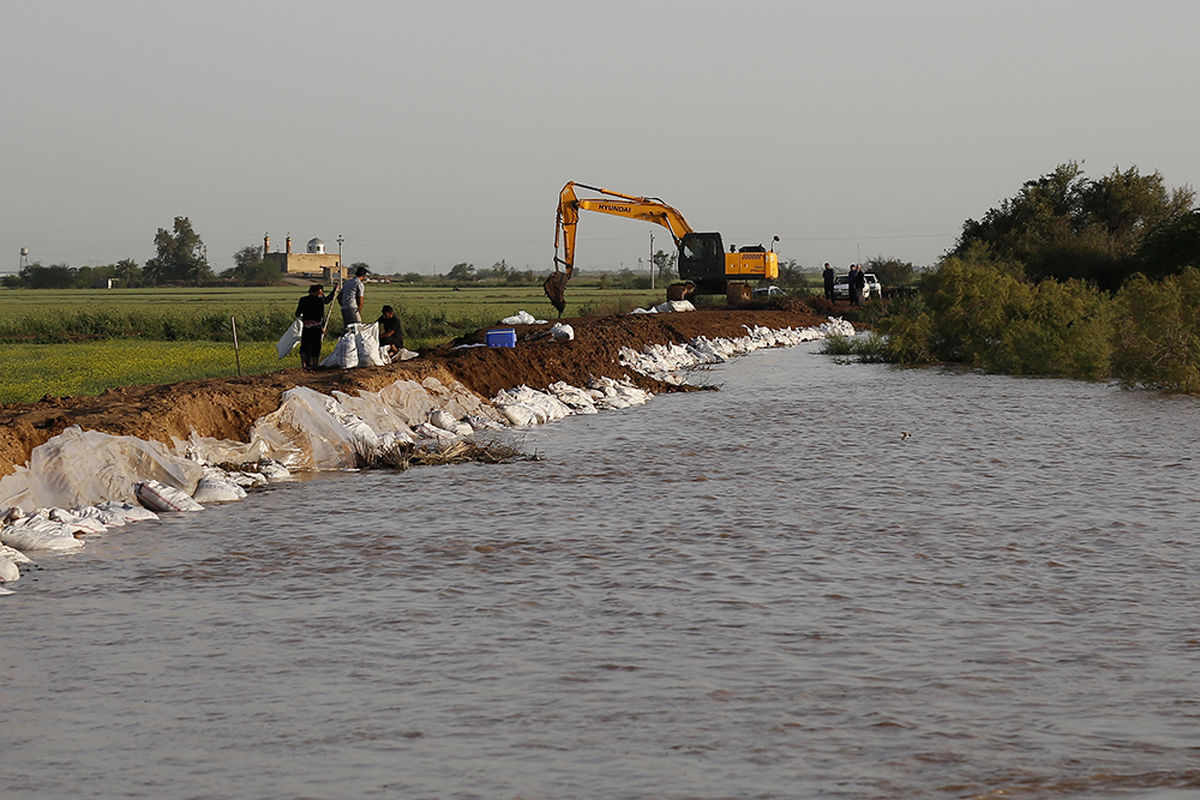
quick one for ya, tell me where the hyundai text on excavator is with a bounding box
[544,181,779,315]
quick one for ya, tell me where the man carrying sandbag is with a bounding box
[294,283,336,369]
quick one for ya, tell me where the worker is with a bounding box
[377,305,404,357]
[294,283,335,369]
[339,266,368,326]
[822,262,835,301]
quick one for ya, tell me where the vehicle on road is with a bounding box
[832,272,883,301]
[752,285,786,298]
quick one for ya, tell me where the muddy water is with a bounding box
[4,342,1200,799]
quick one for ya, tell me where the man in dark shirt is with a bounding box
[377,305,404,357]
[295,283,335,369]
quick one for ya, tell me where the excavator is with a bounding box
[544,181,779,315]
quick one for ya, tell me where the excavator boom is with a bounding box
[547,181,695,316]
[545,180,777,314]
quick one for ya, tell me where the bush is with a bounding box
[874,249,1114,380]
[1111,268,1200,391]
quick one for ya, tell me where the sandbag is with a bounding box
[95,500,159,523]
[48,508,109,535]
[276,317,303,359]
[0,556,18,583]
[135,480,204,513]
[192,476,248,504]
[0,517,83,552]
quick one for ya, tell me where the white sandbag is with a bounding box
[257,460,293,481]
[276,317,303,359]
[412,422,458,443]
[95,500,159,523]
[322,330,359,368]
[355,322,386,367]
[192,476,248,504]
[500,310,547,325]
[231,471,268,488]
[1,542,33,564]
[547,381,598,414]
[75,504,129,527]
[135,480,204,513]
[1,426,203,512]
[48,508,109,535]
[0,556,18,583]
[0,517,83,552]
[496,403,539,427]
[429,409,473,437]
[653,300,696,313]
[550,322,575,342]
[320,323,385,368]
[394,348,419,361]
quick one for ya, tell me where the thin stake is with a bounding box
[230,315,242,376]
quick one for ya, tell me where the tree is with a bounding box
[114,258,141,288]
[19,262,76,289]
[864,256,917,287]
[144,216,207,285]
[651,249,677,284]
[445,262,475,282]
[952,162,1195,290]
[229,244,280,285]
[1135,210,1200,280]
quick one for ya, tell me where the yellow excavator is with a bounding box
[544,181,779,315]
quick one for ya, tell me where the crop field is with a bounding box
[0,284,663,403]
[0,340,284,404]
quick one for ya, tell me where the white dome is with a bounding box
[307,237,325,254]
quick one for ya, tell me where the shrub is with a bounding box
[1111,268,1200,391]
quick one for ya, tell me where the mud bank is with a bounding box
[0,307,853,591]
[0,308,830,478]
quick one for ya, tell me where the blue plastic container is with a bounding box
[486,328,516,348]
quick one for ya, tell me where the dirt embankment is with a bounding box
[0,307,830,477]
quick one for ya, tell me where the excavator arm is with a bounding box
[545,181,695,316]
[554,181,694,271]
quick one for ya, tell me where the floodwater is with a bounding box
[4,342,1200,800]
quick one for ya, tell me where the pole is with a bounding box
[649,232,655,290]
[230,316,242,376]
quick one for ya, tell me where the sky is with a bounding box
[2,0,1198,276]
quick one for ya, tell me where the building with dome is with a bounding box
[262,233,345,282]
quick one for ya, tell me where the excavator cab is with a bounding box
[678,232,727,293]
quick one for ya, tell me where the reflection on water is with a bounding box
[4,342,1200,799]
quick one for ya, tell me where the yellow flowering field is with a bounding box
[0,340,286,404]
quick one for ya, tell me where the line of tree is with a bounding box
[951,161,1197,290]
[840,161,1200,392]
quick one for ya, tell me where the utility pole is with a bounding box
[337,234,344,280]
[649,232,655,290]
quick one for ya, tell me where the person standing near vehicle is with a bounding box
[822,262,835,301]
[852,264,867,305]
[339,266,368,326]
[294,283,336,369]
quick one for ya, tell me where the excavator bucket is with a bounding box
[543,267,571,317]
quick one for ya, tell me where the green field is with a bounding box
[0,284,663,403]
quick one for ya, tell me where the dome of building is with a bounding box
[307,237,326,254]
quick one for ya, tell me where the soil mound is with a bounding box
[0,308,831,476]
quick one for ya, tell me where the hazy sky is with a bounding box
[3,0,1197,275]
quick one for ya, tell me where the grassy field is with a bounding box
[0,284,664,403]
